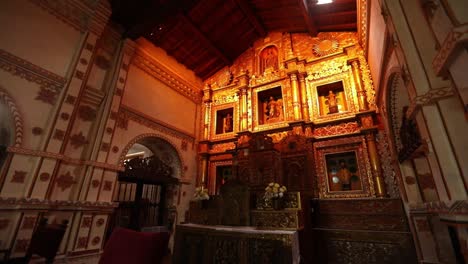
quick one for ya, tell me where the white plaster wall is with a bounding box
[122,65,198,134]
[0,0,82,77]
[367,0,386,92]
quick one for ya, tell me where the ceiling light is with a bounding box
[317,0,333,4]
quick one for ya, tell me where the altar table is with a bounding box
[173,223,300,264]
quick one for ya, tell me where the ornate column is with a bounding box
[289,72,302,120]
[349,59,369,111]
[199,154,209,186]
[298,73,309,121]
[237,72,249,131]
[202,85,212,140]
[365,132,387,197]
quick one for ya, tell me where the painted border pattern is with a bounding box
[7,146,123,171]
[0,87,23,147]
[0,49,66,93]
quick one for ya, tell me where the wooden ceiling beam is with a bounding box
[233,0,267,37]
[297,0,318,36]
[317,22,357,31]
[315,10,357,20]
[179,14,231,66]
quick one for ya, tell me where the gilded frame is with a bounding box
[314,136,375,198]
[208,160,232,194]
[307,71,358,123]
[252,79,290,132]
[210,103,239,141]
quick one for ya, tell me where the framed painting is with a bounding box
[314,136,375,198]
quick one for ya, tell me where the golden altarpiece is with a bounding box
[175,32,415,264]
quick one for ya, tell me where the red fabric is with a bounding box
[99,228,169,264]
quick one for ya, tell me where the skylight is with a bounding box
[317,0,333,4]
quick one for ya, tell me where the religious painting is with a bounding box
[208,160,232,194]
[257,86,284,125]
[260,45,279,74]
[325,151,362,192]
[215,107,234,134]
[317,81,348,115]
[314,136,375,198]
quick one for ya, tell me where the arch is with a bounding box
[0,87,23,147]
[384,71,410,154]
[118,133,184,178]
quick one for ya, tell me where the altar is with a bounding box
[173,223,300,264]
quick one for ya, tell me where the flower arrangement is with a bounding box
[193,186,209,201]
[264,182,287,200]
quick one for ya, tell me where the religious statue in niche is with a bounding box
[326,151,362,192]
[215,108,234,134]
[264,96,284,123]
[317,81,348,115]
[326,90,339,114]
[223,113,233,133]
[260,45,279,74]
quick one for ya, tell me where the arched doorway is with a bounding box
[113,136,182,231]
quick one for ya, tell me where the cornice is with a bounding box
[432,25,468,77]
[119,105,196,142]
[132,49,203,103]
[28,0,111,36]
[0,49,66,92]
[0,197,118,211]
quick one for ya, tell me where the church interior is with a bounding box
[0,0,467,263]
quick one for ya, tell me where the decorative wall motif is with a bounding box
[78,105,97,121]
[36,87,59,105]
[28,0,111,35]
[81,216,92,228]
[70,132,89,148]
[103,180,112,191]
[307,57,351,80]
[91,236,101,246]
[314,122,360,138]
[53,129,65,140]
[0,49,65,100]
[96,218,105,227]
[76,236,88,249]
[0,197,117,211]
[11,170,27,183]
[376,131,400,198]
[32,127,43,135]
[56,171,77,191]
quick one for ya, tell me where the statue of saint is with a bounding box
[261,46,278,73]
[266,96,278,120]
[326,90,339,114]
[337,160,351,191]
[223,113,233,133]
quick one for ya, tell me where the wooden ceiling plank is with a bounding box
[179,14,231,65]
[233,0,267,37]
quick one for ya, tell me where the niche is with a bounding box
[317,81,348,115]
[257,87,284,125]
[215,165,232,194]
[215,108,234,134]
[325,151,362,192]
